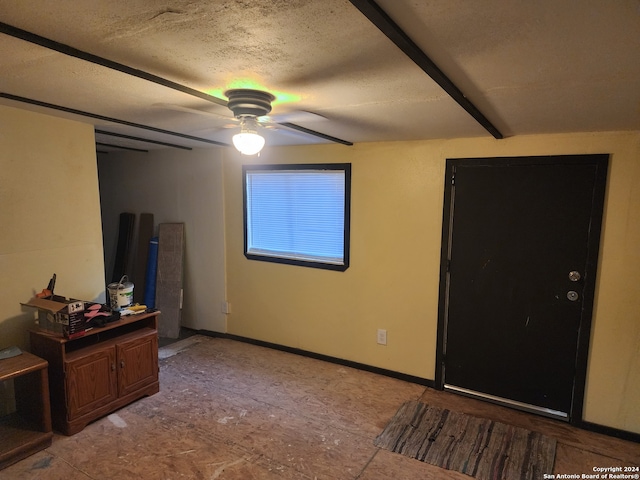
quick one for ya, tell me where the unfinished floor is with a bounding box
[4,335,639,479]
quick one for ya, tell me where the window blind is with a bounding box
[245,169,346,265]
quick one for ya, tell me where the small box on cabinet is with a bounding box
[21,295,117,339]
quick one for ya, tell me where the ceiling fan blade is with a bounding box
[266,110,327,124]
[257,115,352,146]
[189,125,235,135]
[276,122,353,146]
[153,102,233,121]
[155,90,351,146]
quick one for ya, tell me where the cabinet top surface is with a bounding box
[0,351,47,380]
[29,311,159,345]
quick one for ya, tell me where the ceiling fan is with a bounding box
[226,88,276,155]
[157,88,352,155]
[0,22,354,152]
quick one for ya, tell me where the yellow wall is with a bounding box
[2,102,637,433]
[224,131,640,434]
[0,105,106,349]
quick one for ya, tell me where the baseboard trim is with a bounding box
[195,330,638,443]
[577,420,640,444]
[197,330,435,388]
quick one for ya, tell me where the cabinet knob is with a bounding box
[111,363,116,371]
[120,360,125,369]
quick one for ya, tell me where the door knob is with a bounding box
[568,271,581,282]
[567,291,579,301]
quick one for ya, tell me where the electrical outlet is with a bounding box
[221,301,231,314]
[377,329,387,345]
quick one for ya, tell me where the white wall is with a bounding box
[0,105,106,349]
[97,147,227,332]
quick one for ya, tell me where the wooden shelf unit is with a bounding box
[30,311,159,436]
[0,351,53,471]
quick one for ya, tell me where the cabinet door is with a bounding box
[117,330,158,397]
[65,347,118,420]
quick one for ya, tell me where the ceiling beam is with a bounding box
[0,92,228,147]
[95,130,192,150]
[0,22,228,107]
[349,0,504,139]
[95,142,149,153]
[0,21,352,146]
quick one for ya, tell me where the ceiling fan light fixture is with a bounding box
[232,117,265,155]
[232,132,265,155]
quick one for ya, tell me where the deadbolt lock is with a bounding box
[567,291,579,302]
[568,271,581,282]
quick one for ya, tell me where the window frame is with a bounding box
[242,163,351,271]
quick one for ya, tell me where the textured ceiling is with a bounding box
[0,0,638,153]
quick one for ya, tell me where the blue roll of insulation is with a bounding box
[144,236,159,308]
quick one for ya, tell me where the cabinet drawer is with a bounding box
[65,347,118,420]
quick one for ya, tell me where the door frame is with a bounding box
[435,154,609,424]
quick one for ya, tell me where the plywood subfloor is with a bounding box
[4,336,638,479]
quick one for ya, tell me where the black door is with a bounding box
[437,155,608,419]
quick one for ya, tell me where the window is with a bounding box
[243,163,351,271]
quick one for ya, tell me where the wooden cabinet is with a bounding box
[64,329,157,420]
[30,311,159,435]
[0,351,53,470]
